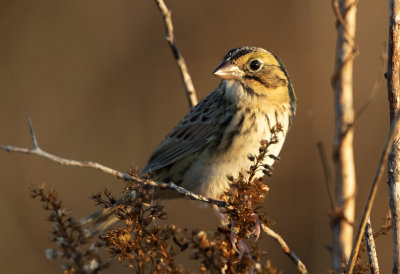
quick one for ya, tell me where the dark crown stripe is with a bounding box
[224,46,267,61]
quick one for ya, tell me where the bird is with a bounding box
[143,46,296,199]
[83,46,296,232]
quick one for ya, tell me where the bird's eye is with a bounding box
[249,59,263,71]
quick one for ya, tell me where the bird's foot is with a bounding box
[251,213,261,240]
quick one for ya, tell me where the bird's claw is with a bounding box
[251,213,261,240]
[230,223,250,261]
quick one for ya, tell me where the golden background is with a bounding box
[0,1,390,273]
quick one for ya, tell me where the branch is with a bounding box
[387,0,400,272]
[261,224,308,274]
[331,0,358,270]
[154,0,198,108]
[0,115,230,210]
[346,110,400,274]
[364,218,379,274]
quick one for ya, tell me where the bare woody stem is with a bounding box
[364,218,380,274]
[346,110,400,274]
[154,0,198,108]
[261,224,308,274]
[387,0,400,272]
[331,0,358,270]
[0,115,228,210]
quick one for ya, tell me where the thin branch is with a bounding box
[0,115,229,210]
[317,142,335,209]
[354,44,387,120]
[154,0,198,108]
[373,210,392,239]
[346,110,400,274]
[261,223,308,274]
[364,218,379,274]
[27,112,39,149]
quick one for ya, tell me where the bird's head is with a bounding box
[213,46,296,110]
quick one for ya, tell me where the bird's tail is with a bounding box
[80,191,137,236]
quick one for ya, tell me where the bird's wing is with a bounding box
[143,90,224,173]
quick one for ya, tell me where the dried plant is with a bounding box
[93,182,181,273]
[30,185,108,274]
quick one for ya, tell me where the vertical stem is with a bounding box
[331,0,358,271]
[387,0,400,272]
[364,218,380,274]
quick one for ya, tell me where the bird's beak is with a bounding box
[212,62,244,80]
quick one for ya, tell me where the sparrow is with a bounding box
[83,46,296,232]
[144,46,296,199]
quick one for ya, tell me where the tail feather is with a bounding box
[80,191,137,236]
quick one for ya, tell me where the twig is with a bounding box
[346,110,400,274]
[317,142,335,209]
[387,0,400,272]
[373,210,392,239]
[354,44,387,121]
[331,0,358,270]
[0,114,230,210]
[364,218,380,274]
[261,223,308,274]
[154,0,198,108]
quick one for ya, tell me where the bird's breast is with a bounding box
[180,107,290,198]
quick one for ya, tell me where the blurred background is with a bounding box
[0,0,390,273]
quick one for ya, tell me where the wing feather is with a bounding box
[143,90,223,173]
